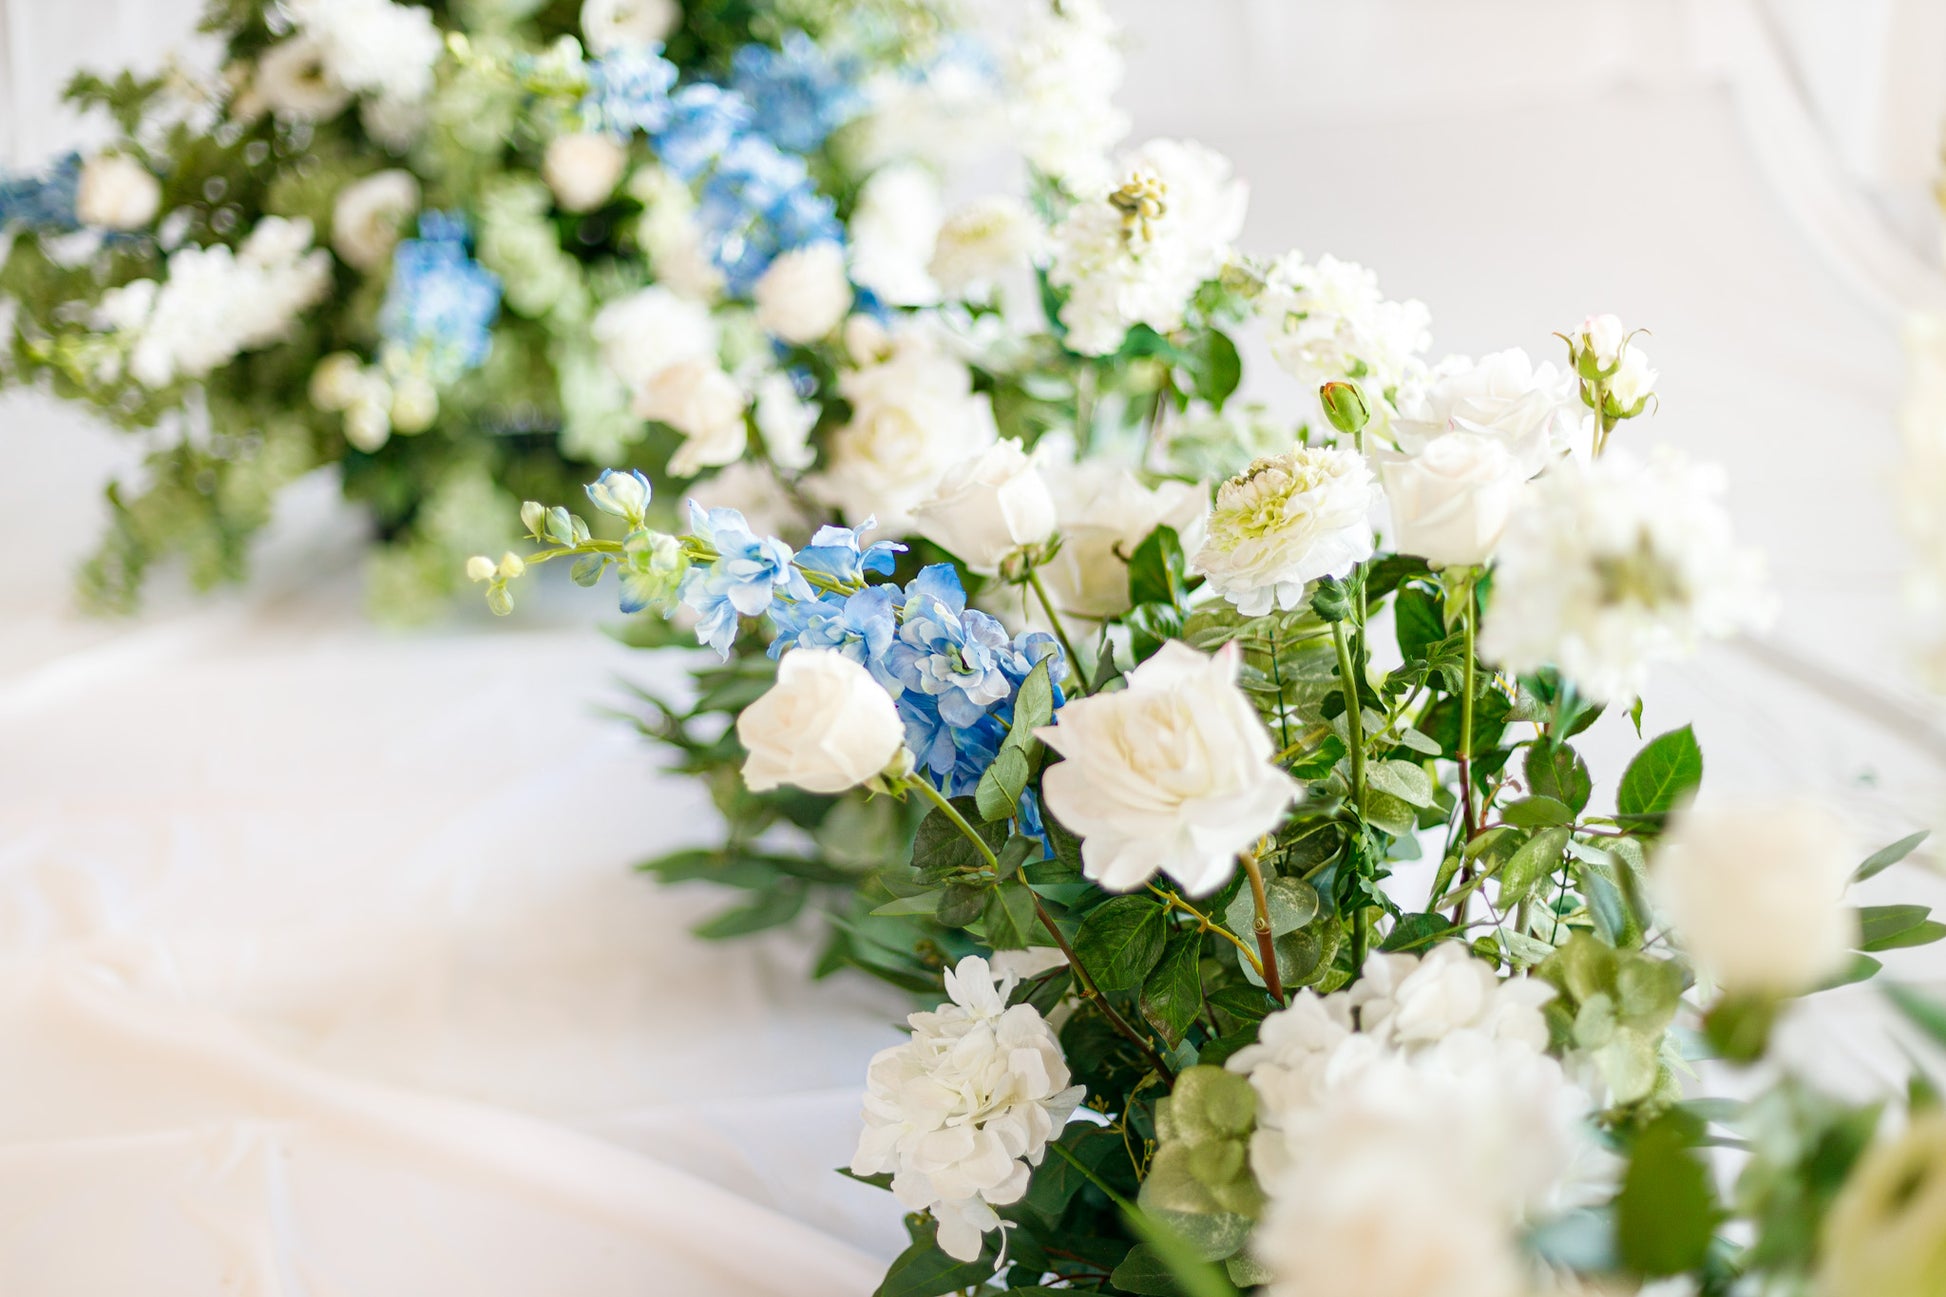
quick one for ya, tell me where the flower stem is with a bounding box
[1149,885,1266,979]
[907,777,999,873]
[1453,574,1478,925]
[1025,567,1089,696]
[1331,621,1366,816]
[1238,848,1285,1002]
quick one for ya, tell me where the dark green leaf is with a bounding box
[1616,1112,1720,1277]
[873,1223,996,1297]
[1118,1212,1245,1297]
[1867,920,1946,951]
[1525,742,1592,815]
[1380,911,1455,953]
[912,797,1005,879]
[1393,586,1442,663]
[1129,526,1188,610]
[691,884,806,939]
[996,835,1037,881]
[1142,931,1206,1044]
[936,881,988,928]
[1074,896,1169,992]
[1181,327,1243,410]
[1854,829,1930,883]
[975,746,1033,823]
[983,883,1039,951]
[1616,725,1703,819]
[1206,985,1276,1024]
[1858,904,1936,951]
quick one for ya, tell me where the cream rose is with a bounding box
[739,650,906,794]
[581,0,681,54]
[1378,432,1526,568]
[331,169,419,271]
[637,358,747,477]
[543,133,629,213]
[910,440,1057,575]
[75,155,161,230]
[1037,453,1208,619]
[1036,641,1301,895]
[754,241,852,344]
[252,37,353,119]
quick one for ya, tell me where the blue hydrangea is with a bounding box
[883,565,1025,728]
[902,695,1007,798]
[380,214,502,383]
[583,46,679,137]
[651,84,752,182]
[678,501,814,655]
[696,134,841,295]
[795,520,903,589]
[0,152,80,231]
[729,31,865,155]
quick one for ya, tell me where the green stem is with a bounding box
[1331,621,1366,816]
[907,777,999,873]
[1351,907,1371,973]
[1149,885,1265,978]
[1237,848,1285,1002]
[1051,1140,1136,1212]
[1025,567,1089,695]
[1453,574,1479,926]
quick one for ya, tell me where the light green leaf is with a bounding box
[1368,759,1436,808]
[1222,876,1320,939]
[1616,725,1703,819]
[1855,829,1930,883]
[1501,795,1574,828]
[975,746,1032,823]
[1498,827,1571,907]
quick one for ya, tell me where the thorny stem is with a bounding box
[1238,847,1285,1002]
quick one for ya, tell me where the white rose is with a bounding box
[331,169,419,271]
[848,163,943,308]
[637,358,747,477]
[75,155,161,230]
[543,133,629,213]
[1652,802,1860,997]
[1190,445,1377,616]
[910,440,1057,575]
[754,241,852,344]
[1392,348,1582,472]
[930,196,1041,297]
[252,37,353,118]
[739,650,906,794]
[581,0,681,54]
[1378,433,1526,568]
[1034,450,1208,619]
[592,286,718,393]
[1036,641,1301,895]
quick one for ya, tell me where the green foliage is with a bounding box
[1616,725,1704,821]
[1616,1110,1722,1277]
[1074,896,1169,993]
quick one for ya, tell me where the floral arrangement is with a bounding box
[0,0,980,615]
[477,49,1946,1286]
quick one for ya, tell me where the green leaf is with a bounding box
[1854,829,1930,883]
[691,884,806,939]
[1498,827,1573,907]
[1109,1244,1191,1297]
[1502,795,1574,828]
[936,881,988,928]
[1205,985,1276,1024]
[1368,759,1437,808]
[995,835,1037,881]
[1074,895,1169,992]
[1616,725,1703,819]
[1858,904,1936,951]
[912,797,1005,878]
[1525,742,1592,814]
[1129,526,1188,609]
[975,746,1032,823]
[983,883,1039,951]
[1615,1112,1720,1277]
[1222,876,1320,939]
[1885,982,1946,1051]
[1868,920,1946,951]
[1393,586,1443,663]
[1182,327,1243,410]
[1119,1213,1246,1295]
[1142,931,1206,1044]
[1703,993,1779,1064]
[1380,912,1455,953]
[873,1223,996,1297]
[1008,658,1056,745]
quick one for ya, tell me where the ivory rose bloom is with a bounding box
[1652,802,1859,996]
[910,440,1057,574]
[1190,445,1376,615]
[1036,452,1208,619]
[75,155,160,230]
[1379,432,1526,567]
[754,241,852,344]
[331,169,419,271]
[1392,348,1582,471]
[637,358,747,477]
[739,650,905,794]
[543,133,628,213]
[852,956,1084,1262]
[1036,641,1300,895]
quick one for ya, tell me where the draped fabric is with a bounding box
[3,3,1946,1293]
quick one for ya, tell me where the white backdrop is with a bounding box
[4,2,1946,1293]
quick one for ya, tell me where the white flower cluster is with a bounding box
[851,956,1085,1262]
[1190,445,1377,615]
[1229,946,1610,1297]
[592,287,747,477]
[1259,252,1431,420]
[580,0,681,55]
[1480,446,1772,702]
[1049,139,1247,356]
[849,164,945,309]
[1003,0,1129,190]
[285,0,442,112]
[97,216,332,389]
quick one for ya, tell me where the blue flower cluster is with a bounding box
[695,136,841,295]
[0,152,80,232]
[729,31,864,156]
[380,213,503,384]
[673,506,1066,796]
[581,46,680,137]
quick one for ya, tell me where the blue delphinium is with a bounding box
[885,565,1020,727]
[696,135,842,296]
[0,152,80,231]
[795,520,904,588]
[582,46,680,137]
[729,31,864,155]
[678,501,815,654]
[652,85,753,183]
[769,585,900,671]
[380,214,502,383]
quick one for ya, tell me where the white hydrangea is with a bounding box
[1229,947,1611,1297]
[1259,252,1432,425]
[1003,0,1129,190]
[103,216,332,389]
[1189,445,1376,615]
[284,0,442,109]
[806,326,997,530]
[1393,348,1586,472]
[851,956,1085,1262]
[1479,447,1773,702]
[1049,139,1247,356]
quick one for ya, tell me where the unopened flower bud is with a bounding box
[1319,380,1370,438]
[466,555,496,583]
[520,500,547,538]
[496,552,526,580]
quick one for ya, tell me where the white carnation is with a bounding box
[1035,447,1208,619]
[1036,641,1301,896]
[1479,447,1773,702]
[1652,802,1860,997]
[1049,139,1247,356]
[1378,432,1527,568]
[1260,253,1431,425]
[754,241,852,344]
[1003,0,1128,189]
[581,0,681,54]
[740,650,905,795]
[543,133,629,213]
[910,439,1058,575]
[331,169,420,272]
[75,154,160,230]
[849,164,944,309]
[1190,445,1376,615]
[852,956,1085,1262]
[1393,348,1584,472]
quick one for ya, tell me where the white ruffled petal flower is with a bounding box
[75,155,161,230]
[754,241,852,344]
[331,169,420,272]
[1392,348,1584,472]
[1190,445,1376,615]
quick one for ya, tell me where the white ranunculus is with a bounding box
[754,241,852,344]
[1479,447,1772,702]
[592,285,718,394]
[849,163,944,308]
[807,329,997,531]
[543,133,628,213]
[739,650,906,794]
[1379,432,1526,568]
[252,37,353,118]
[1036,641,1300,895]
[1392,348,1583,472]
[852,955,1085,1262]
[910,440,1057,575]
[930,196,1041,297]
[1652,803,1860,997]
[331,169,420,272]
[75,155,161,230]
[581,0,681,54]
[1034,449,1208,619]
[637,358,747,477]
[1190,445,1376,616]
